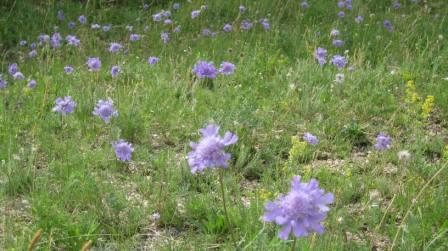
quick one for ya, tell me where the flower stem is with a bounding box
[219,170,237,247]
[291,237,297,251]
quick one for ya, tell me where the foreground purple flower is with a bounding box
[93,98,118,123]
[112,140,134,161]
[223,24,232,32]
[193,61,218,79]
[52,96,77,115]
[219,62,236,75]
[153,13,162,22]
[188,124,238,174]
[86,57,101,71]
[263,176,334,240]
[303,133,319,145]
[331,55,347,68]
[13,72,25,80]
[374,133,392,150]
[148,57,160,65]
[111,65,121,78]
[8,63,18,75]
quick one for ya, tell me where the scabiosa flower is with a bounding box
[13,72,25,80]
[52,96,77,115]
[223,24,232,32]
[259,19,270,30]
[173,3,180,10]
[78,15,87,24]
[239,5,246,13]
[109,42,123,53]
[64,65,74,74]
[338,11,345,18]
[355,16,364,23]
[397,150,411,161]
[315,47,327,66]
[187,124,238,174]
[38,34,50,43]
[19,40,27,46]
[303,133,319,145]
[330,29,340,37]
[384,20,394,32]
[68,22,76,29]
[66,35,80,46]
[161,32,170,44]
[103,24,112,32]
[173,26,181,33]
[30,42,37,49]
[148,57,160,65]
[162,10,171,17]
[193,61,218,79]
[93,98,118,123]
[50,32,62,48]
[240,20,253,30]
[393,2,401,9]
[300,1,310,9]
[153,13,163,22]
[263,176,334,240]
[334,73,345,83]
[164,19,173,25]
[8,63,18,75]
[337,1,345,8]
[29,50,38,58]
[130,34,140,41]
[332,39,344,47]
[219,62,235,75]
[112,140,134,161]
[0,75,7,89]
[374,133,392,150]
[57,10,64,21]
[331,55,347,68]
[86,57,101,72]
[143,3,150,10]
[191,10,201,19]
[202,28,212,37]
[91,24,101,29]
[348,66,355,72]
[27,79,36,89]
[111,65,121,78]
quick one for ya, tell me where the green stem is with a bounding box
[291,237,297,251]
[219,170,237,247]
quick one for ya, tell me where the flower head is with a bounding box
[64,65,74,74]
[112,140,134,161]
[93,98,118,123]
[223,24,232,32]
[50,32,62,48]
[240,20,253,30]
[57,10,65,21]
[374,133,392,150]
[78,15,87,24]
[13,72,25,80]
[330,29,340,36]
[193,61,218,79]
[8,63,18,76]
[0,75,7,89]
[161,32,170,44]
[334,73,345,83]
[29,50,38,58]
[68,22,76,29]
[219,62,236,75]
[173,3,180,10]
[27,79,37,89]
[130,34,140,41]
[338,11,345,18]
[103,24,112,32]
[303,133,319,145]
[191,10,201,19]
[19,40,27,46]
[109,42,123,53]
[111,65,121,78]
[153,13,163,22]
[315,47,327,66]
[355,16,364,23]
[384,20,394,32]
[300,1,310,9]
[86,57,101,71]
[91,24,101,29]
[188,124,238,174]
[263,176,334,240]
[66,35,80,46]
[52,96,77,115]
[331,55,347,68]
[332,39,344,47]
[239,5,246,13]
[148,57,160,65]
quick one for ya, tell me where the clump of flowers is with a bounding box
[93,98,118,123]
[404,80,420,104]
[263,175,334,240]
[374,133,392,151]
[112,140,134,161]
[52,96,77,115]
[421,95,435,120]
[187,124,238,174]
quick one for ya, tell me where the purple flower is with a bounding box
[112,140,134,161]
[193,61,218,79]
[332,39,344,47]
[57,10,64,21]
[374,133,392,150]
[384,20,394,32]
[66,35,80,46]
[240,20,253,30]
[337,1,345,8]
[348,66,355,72]
[191,10,201,19]
[52,96,77,115]
[38,34,50,43]
[330,29,340,37]
[201,5,208,11]
[103,24,112,32]
[153,13,163,22]
[259,19,270,30]
[161,32,170,44]
[173,26,181,33]
[130,34,141,41]
[338,11,345,18]
[30,42,37,49]
[148,57,160,65]
[8,63,18,75]
[164,19,173,25]
[300,1,310,9]
[86,57,101,72]
[64,66,74,74]
[331,55,347,68]
[109,42,123,53]
[355,16,364,23]
[13,72,25,80]
[219,62,236,75]
[239,5,246,13]
[111,65,121,78]
[303,133,319,145]
[143,3,150,10]
[173,3,180,10]
[29,50,38,58]
[78,15,87,24]
[315,47,327,66]
[202,28,212,37]
[19,40,27,46]
[0,75,7,89]
[393,2,401,9]
[27,79,37,89]
[91,24,101,30]
[263,176,334,240]
[346,4,353,10]
[93,98,118,123]
[187,124,238,174]
[50,33,62,48]
[68,22,76,29]
[223,24,232,32]
[162,10,171,17]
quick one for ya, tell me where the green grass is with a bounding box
[1,0,448,250]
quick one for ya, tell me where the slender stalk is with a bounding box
[219,170,237,247]
[291,237,297,251]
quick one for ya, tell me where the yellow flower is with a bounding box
[421,95,435,119]
[259,189,272,200]
[405,80,419,104]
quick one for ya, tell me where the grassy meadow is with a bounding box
[1,0,448,250]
